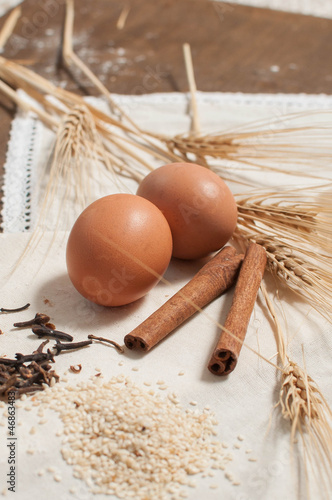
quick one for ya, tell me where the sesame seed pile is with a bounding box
[35,375,232,499]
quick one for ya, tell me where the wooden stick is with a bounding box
[183,43,200,134]
[124,246,243,352]
[0,6,21,51]
[208,242,267,376]
[116,3,130,30]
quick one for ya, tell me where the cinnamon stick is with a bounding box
[208,242,267,376]
[124,246,243,352]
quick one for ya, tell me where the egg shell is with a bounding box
[136,162,238,259]
[66,193,173,306]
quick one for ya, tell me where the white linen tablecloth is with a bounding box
[1,91,332,500]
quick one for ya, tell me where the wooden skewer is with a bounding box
[183,43,200,135]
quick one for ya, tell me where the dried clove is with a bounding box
[1,303,30,313]
[0,357,18,366]
[88,334,125,353]
[53,340,92,355]
[33,340,50,354]
[32,325,73,342]
[13,313,50,328]
[0,342,59,397]
[0,375,19,394]
[14,386,45,396]
[15,350,55,365]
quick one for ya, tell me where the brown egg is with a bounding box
[66,194,173,306]
[136,162,238,260]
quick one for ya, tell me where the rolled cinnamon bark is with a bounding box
[124,246,243,352]
[208,242,267,376]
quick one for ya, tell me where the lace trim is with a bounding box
[1,112,40,232]
[108,91,332,109]
[215,0,332,19]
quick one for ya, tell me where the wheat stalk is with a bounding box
[261,284,332,496]
[233,185,332,321]
[0,6,331,495]
[0,5,21,50]
[162,118,332,182]
[1,3,331,317]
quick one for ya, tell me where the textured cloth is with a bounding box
[0,230,331,500]
[2,90,332,232]
[0,91,331,500]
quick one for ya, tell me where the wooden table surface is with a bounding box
[1,0,332,225]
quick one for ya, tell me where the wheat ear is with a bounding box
[261,283,332,496]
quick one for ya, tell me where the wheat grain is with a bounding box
[234,186,332,320]
[163,115,332,182]
[261,284,332,496]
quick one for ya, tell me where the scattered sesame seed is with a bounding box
[156,380,165,385]
[245,449,252,454]
[26,449,35,455]
[237,434,245,441]
[209,484,218,489]
[234,443,241,449]
[131,366,139,372]
[39,418,48,425]
[37,469,45,476]
[24,406,32,411]
[178,371,185,376]
[248,457,257,462]
[29,427,36,435]
[222,442,229,449]
[225,471,234,481]
[189,401,197,406]
[270,65,280,72]
[34,375,233,498]
[143,381,151,386]
[47,466,56,473]
[118,361,124,366]
[53,474,62,482]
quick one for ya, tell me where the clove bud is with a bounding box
[13,313,50,328]
[53,340,92,355]
[1,303,30,313]
[32,325,73,342]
